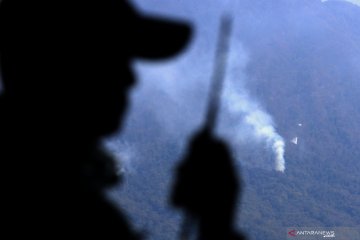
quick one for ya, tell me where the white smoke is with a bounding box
[111,2,287,172]
[104,139,135,175]
[218,40,286,172]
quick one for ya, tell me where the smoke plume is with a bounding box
[218,40,286,172]
[111,1,286,173]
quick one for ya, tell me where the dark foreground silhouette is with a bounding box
[0,0,245,239]
[172,128,246,240]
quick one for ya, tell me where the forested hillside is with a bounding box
[108,1,360,239]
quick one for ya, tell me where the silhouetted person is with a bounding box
[0,0,190,238]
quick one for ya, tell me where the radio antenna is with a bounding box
[204,15,233,133]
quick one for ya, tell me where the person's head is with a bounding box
[0,0,191,139]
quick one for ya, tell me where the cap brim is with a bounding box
[131,15,192,60]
